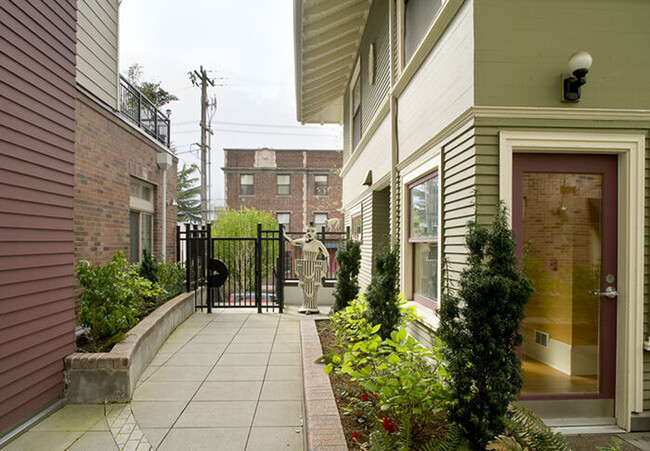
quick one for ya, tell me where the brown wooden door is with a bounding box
[513,153,617,422]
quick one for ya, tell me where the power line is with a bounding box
[172,119,341,129]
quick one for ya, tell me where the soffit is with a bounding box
[295,0,371,124]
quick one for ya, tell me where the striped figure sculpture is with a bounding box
[284,226,329,314]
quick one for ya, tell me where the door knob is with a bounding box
[589,286,618,299]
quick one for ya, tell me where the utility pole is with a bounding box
[189,66,214,223]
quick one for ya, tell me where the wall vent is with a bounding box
[535,330,549,348]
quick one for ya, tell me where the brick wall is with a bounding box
[75,91,178,266]
[224,149,343,233]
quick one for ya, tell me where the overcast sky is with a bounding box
[119,0,342,207]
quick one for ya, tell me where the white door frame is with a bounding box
[499,131,645,430]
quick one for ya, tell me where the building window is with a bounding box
[130,211,153,263]
[277,212,291,232]
[314,175,328,196]
[403,0,443,65]
[409,172,439,306]
[351,61,362,150]
[240,174,254,195]
[351,212,363,241]
[313,212,328,231]
[129,178,155,263]
[277,174,291,195]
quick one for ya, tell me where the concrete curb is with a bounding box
[300,318,348,451]
[64,290,197,403]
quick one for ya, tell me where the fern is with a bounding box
[487,406,571,451]
[420,424,471,451]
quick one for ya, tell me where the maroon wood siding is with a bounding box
[0,0,77,431]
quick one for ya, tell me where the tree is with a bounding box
[364,246,401,340]
[331,238,361,312]
[177,164,201,223]
[438,203,533,449]
[212,208,278,293]
[126,63,178,108]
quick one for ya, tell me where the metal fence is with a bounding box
[177,223,285,313]
[119,75,171,147]
[284,227,349,281]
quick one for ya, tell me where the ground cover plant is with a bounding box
[75,251,185,352]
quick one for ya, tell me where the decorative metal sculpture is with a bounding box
[284,226,329,314]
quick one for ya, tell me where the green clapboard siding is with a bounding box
[474,0,650,109]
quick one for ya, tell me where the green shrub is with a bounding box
[158,260,185,300]
[75,251,161,351]
[332,238,361,312]
[486,406,570,450]
[212,207,278,292]
[139,248,158,284]
[439,204,533,448]
[365,246,401,340]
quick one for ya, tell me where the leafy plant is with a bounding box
[596,436,623,451]
[76,251,161,351]
[158,260,185,300]
[139,248,158,284]
[365,246,401,340]
[126,63,178,108]
[486,406,570,450]
[212,207,278,293]
[332,238,361,312]
[438,203,533,449]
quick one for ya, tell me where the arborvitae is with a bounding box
[438,203,533,449]
[332,238,361,312]
[365,246,401,340]
[139,248,158,284]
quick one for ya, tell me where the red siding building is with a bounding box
[0,0,78,432]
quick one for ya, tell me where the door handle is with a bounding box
[589,286,618,299]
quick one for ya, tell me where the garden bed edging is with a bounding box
[300,318,348,450]
[64,290,197,403]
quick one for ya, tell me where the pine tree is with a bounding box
[365,246,401,340]
[438,203,533,449]
[331,238,361,312]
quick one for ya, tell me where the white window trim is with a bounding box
[400,154,442,306]
[499,131,645,430]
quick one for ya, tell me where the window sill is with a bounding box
[405,299,439,332]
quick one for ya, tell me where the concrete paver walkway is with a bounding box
[3,308,305,451]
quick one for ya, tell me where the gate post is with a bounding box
[206,223,212,313]
[277,223,285,313]
[255,223,262,313]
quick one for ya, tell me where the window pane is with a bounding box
[404,0,442,63]
[410,175,438,239]
[315,175,328,195]
[277,213,290,232]
[241,174,254,195]
[277,175,290,195]
[414,242,438,302]
[314,213,327,230]
[129,211,140,263]
[352,214,363,241]
[141,213,152,255]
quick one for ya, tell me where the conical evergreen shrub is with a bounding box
[332,238,361,312]
[365,246,401,340]
[439,203,533,449]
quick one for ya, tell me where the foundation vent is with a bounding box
[535,330,549,348]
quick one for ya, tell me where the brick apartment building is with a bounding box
[223,148,343,234]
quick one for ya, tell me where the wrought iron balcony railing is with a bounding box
[119,74,170,148]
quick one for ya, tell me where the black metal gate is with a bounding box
[177,223,284,313]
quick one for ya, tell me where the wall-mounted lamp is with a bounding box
[363,170,373,186]
[562,51,593,102]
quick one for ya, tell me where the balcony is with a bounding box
[119,74,170,148]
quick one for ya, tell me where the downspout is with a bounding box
[389,0,398,248]
[157,152,173,261]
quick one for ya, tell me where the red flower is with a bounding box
[359,394,368,402]
[380,417,396,434]
[371,393,379,400]
[352,431,359,440]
